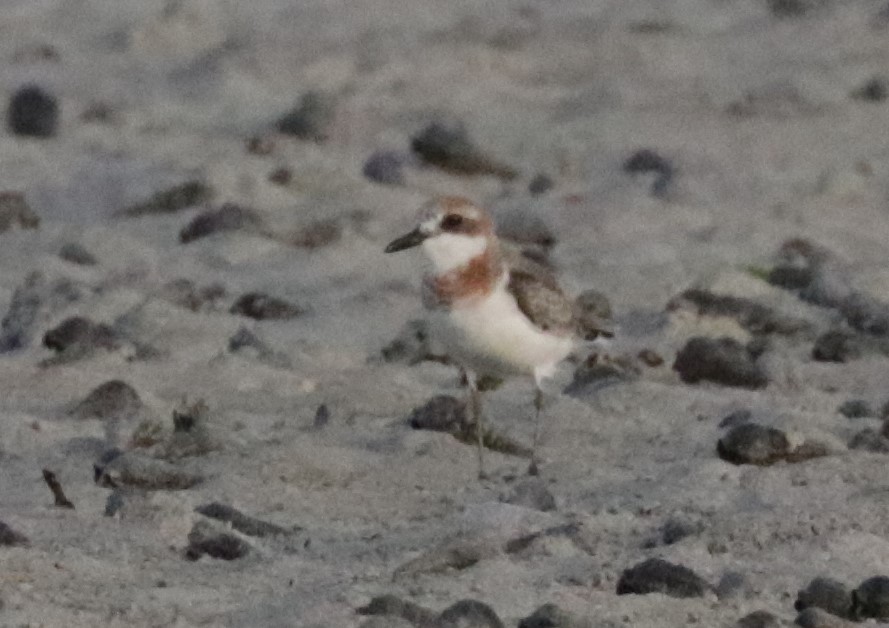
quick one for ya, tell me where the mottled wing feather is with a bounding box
[507,268,575,335]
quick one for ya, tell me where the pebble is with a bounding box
[719,409,753,429]
[185,520,250,561]
[437,599,504,628]
[518,603,591,628]
[276,91,334,142]
[0,521,30,547]
[118,180,212,217]
[500,478,556,512]
[357,595,438,626]
[70,380,142,421]
[795,577,852,619]
[410,120,516,179]
[313,404,330,429]
[851,76,888,102]
[661,514,703,545]
[848,428,889,453]
[717,423,828,465]
[58,242,97,266]
[673,336,768,389]
[7,85,58,137]
[0,192,40,231]
[160,278,226,312]
[528,173,554,195]
[179,204,263,243]
[616,558,710,598]
[408,395,467,432]
[851,575,889,620]
[837,399,873,419]
[228,326,292,369]
[43,317,120,354]
[795,607,856,628]
[362,150,406,185]
[230,292,304,320]
[735,610,781,628]
[195,502,290,537]
[812,330,862,363]
[94,451,202,490]
[622,149,674,197]
[267,166,292,186]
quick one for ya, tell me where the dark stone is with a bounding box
[501,478,556,512]
[7,85,58,137]
[849,428,889,453]
[95,451,202,490]
[118,180,212,217]
[673,336,768,389]
[795,577,852,619]
[230,292,304,320]
[276,91,334,141]
[669,289,812,336]
[795,607,853,627]
[838,399,873,419]
[179,204,262,243]
[437,599,504,628]
[70,380,142,420]
[411,120,516,179]
[160,279,226,312]
[362,150,405,185]
[622,149,674,196]
[718,423,809,466]
[408,395,466,432]
[228,326,292,368]
[313,404,330,429]
[812,330,862,363]
[852,576,889,620]
[58,242,97,265]
[616,558,709,598]
[43,317,119,353]
[719,409,753,429]
[518,603,589,628]
[268,167,292,185]
[0,192,40,231]
[0,521,30,547]
[356,595,437,626]
[185,521,250,561]
[736,610,781,628]
[195,502,290,537]
[852,77,888,102]
[528,174,554,195]
[661,515,703,545]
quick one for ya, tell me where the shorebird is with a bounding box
[385,196,611,478]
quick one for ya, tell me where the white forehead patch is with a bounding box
[422,233,487,274]
[420,216,440,234]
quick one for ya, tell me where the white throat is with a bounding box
[421,233,488,274]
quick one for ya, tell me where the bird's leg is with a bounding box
[528,384,544,476]
[465,371,487,480]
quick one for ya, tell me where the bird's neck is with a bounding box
[425,242,505,307]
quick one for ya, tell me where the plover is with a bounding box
[385,196,611,478]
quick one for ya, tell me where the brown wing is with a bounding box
[507,267,576,336]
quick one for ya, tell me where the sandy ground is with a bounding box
[3,0,889,626]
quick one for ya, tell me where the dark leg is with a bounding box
[528,385,543,476]
[466,372,486,480]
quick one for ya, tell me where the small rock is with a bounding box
[673,336,768,389]
[118,180,212,217]
[0,192,40,231]
[812,330,862,363]
[160,278,226,312]
[0,521,30,547]
[622,149,674,197]
[848,428,889,453]
[518,603,591,628]
[616,558,710,598]
[185,520,250,561]
[362,150,406,185]
[7,85,58,138]
[852,575,889,620]
[179,204,263,243]
[637,349,664,367]
[313,404,330,429]
[230,292,304,320]
[838,399,873,419]
[736,610,781,628]
[528,174,554,195]
[408,395,467,432]
[669,289,812,337]
[718,423,828,465]
[268,166,292,186]
[851,77,888,102]
[95,451,202,490]
[795,577,852,619]
[70,380,142,421]
[501,478,556,512]
[719,409,753,429]
[661,514,703,545]
[795,607,855,628]
[43,317,120,354]
[228,326,292,368]
[285,218,341,249]
[276,91,334,142]
[195,502,290,537]
[437,599,504,628]
[357,595,438,626]
[58,242,97,265]
[411,120,516,180]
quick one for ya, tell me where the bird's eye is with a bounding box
[441,214,463,230]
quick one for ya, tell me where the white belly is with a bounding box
[429,287,574,379]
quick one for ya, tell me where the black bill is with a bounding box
[385,228,427,253]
